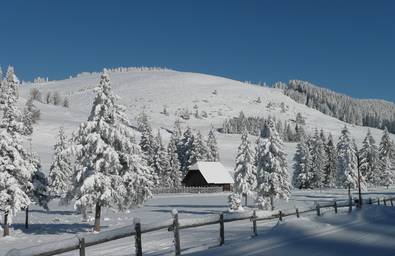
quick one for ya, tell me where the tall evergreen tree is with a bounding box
[206,127,220,161]
[234,130,257,206]
[189,131,208,166]
[49,127,72,197]
[323,134,337,188]
[178,127,194,175]
[359,130,380,186]
[378,127,394,187]
[292,137,312,189]
[66,71,153,231]
[254,119,291,210]
[336,126,363,197]
[166,132,182,187]
[152,130,170,185]
[310,129,326,188]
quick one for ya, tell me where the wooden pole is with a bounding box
[296,208,300,218]
[172,209,181,255]
[25,206,29,229]
[79,237,86,256]
[348,197,352,213]
[279,211,283,221]
[334,200,338,214]
[252,210,257,236]
[219,213,224,246]
[316,203,321,216]
[134,218,142,256]
[94,203,101,232]
[377,198,380,205]
[390,198,394,207]
[383,198,387,206]
[3,212,9,237]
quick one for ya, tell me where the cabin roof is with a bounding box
[188,162,234,184]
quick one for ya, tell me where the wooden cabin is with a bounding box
[182,162,234,191]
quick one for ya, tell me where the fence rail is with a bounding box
[152,186,223,194]
[5,196,395,256]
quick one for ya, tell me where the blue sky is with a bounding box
[1,0,394,101]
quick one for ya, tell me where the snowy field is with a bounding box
[1,187,394,256]
[1,69,395,255]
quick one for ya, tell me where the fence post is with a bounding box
[278,211,283,221]
[377,198,380,205]
[134,218,142,256]
[219,213,224,245]
[391,198,394,207]
[368,198,372,204]
[172,209,181,255]
[348,198,352,213]
[334,200,338,214]
[296,208,300,218]
[79,237,86,256]
[383,198,387,206]
[316,203,321,216]
[252,210,257,236]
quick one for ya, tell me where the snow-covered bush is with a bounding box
[228,193,242,211]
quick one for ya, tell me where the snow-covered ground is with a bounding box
[1,187,394,255]
[1,69,395,255]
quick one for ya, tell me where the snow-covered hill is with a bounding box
[19,69,395,171]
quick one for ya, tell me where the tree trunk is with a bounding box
[244,194,248,207]
[94,203,101,232]
[81,206,88,222]
[25,206,29,229]
[270,196,274,211]
[3,212,9,237]
[348,185,351,199]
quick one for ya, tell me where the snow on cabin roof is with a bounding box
[189,162,234,184]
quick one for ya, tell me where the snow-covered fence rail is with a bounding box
[6,196,395,256]
[152,186,223,194]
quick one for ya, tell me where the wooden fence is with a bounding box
[152,186,223,194]
[5,196,395,256]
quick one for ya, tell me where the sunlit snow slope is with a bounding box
[19,69,395,172]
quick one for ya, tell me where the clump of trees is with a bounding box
[29,88,70,108]
[276,80,395,133]
[221,111,305,142]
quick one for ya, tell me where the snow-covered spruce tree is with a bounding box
[254,119,291,210]
[206,127,220,161]
[228,193,242,211]
[234,130,257,206]
[66,71,153,231]
[292,137,313,189]
[359,129,380,186]
[336,126,363,197]
[178,127,194,175]
[166,132,182,187]
[323,134,337,188]
[310,129,326,188]
[378,127,394,187]
[48,127,72,198]
[139,116,156,166]
[151,130,170,186]
[188,130,208,166]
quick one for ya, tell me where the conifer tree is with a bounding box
[206,127,220,161]
[336,126,361,197]
[152,130,170,185]
[234,130,257,206]
[167,132,182,187]
[66,71,153,231]
[254,119,291,210]
[359,130,380,186]
[310,129,326,188]
[292,137,312,189]
[378,127,394,187]
[49,127,72,197]
[178,127,194,175]
[189,130,208,166]
[323,134,337,188]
